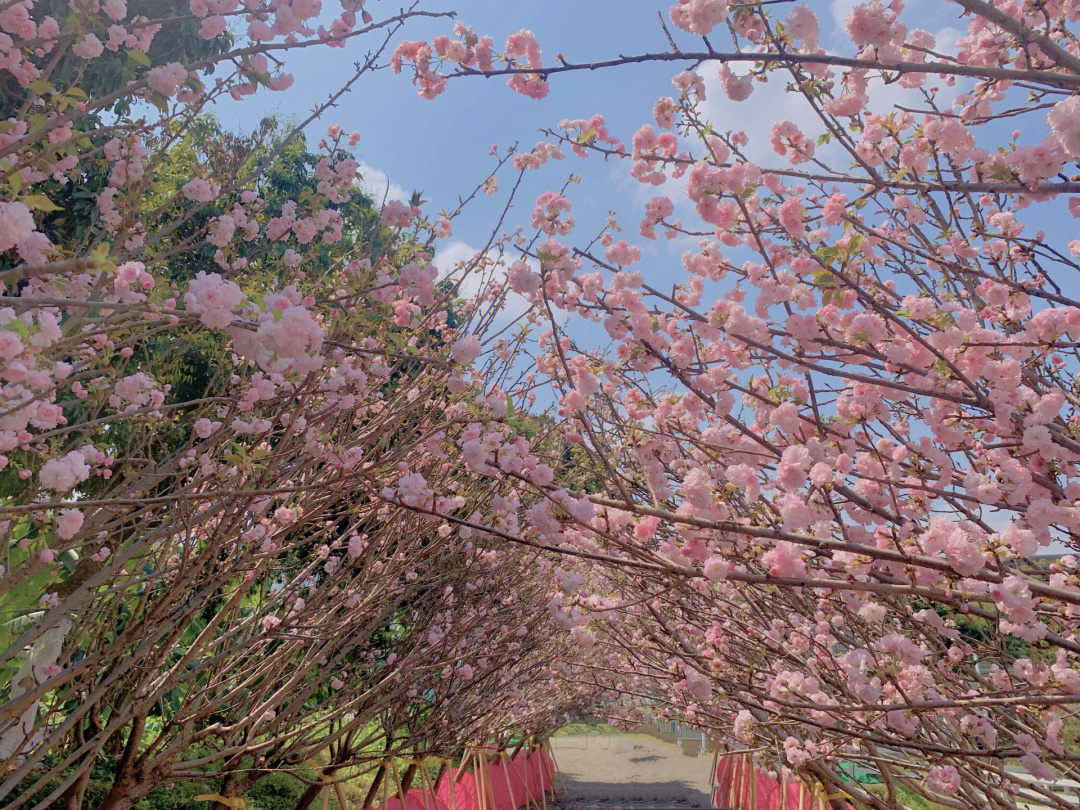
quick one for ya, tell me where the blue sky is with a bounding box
[208,0,1071,368]
[215,2,678,250]
[210,0,1054,392]
[207,1,1078,547]
[209,0,987,289]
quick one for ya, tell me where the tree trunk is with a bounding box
[61,761,93,810]
[399,763,419,795]
[97,715,146,810]
[292,766,340,810]
[363,765,387,810]
[212,759,244,810]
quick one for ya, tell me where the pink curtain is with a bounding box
[434,767,479,810]
[372,748,554,810]
[713,754,851,810]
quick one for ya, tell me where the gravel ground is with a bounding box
[548,735,712,808]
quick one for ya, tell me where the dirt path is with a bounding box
[548,735,712,808]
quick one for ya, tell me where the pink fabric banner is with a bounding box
[713,753,851,810]
[373,749,554,810]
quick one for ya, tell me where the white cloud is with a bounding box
[432,240,537,326]
[830,0,857,35]
[701,67,830,166]
[698,13,963,171]
[356,161,408,204]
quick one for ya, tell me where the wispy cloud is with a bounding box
[432,240,537,325]
[356,161,408,204]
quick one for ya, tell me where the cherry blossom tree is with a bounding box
[12,1,1080,810]
[392,2,1080,808]
[0,3,596,809]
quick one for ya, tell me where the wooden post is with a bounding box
[709,750,718,807]
[543,739,563,800]
[517,746,540,810]
[397,760,420,804]
[730,756,740,810]
[457,751,473,782]
[390,759,407,807]
[472,752,486,810]
[475,752,487,810]
[424,759,448,810]
[735,755,746,810]
[536,743,549,810]
[481,752,498,810]
[500,751,519,810]
[418,760,432,810]
[739,757,746,810]
[448,756,461,810]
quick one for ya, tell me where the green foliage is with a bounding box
[243,773,309,810]
[0,0,232,120]
[866,782,953,810]
[7,748,331,810]
[132,771,318,810]
[135,780,217,810]
[143,115,391,290]
[0,1,233,260]
[552,718,621,736]
[5,753,116,810]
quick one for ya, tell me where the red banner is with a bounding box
[713,753,849,810]
[373,748,555,810]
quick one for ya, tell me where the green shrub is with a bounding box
[135,780,217,810]
[245,773,308,810]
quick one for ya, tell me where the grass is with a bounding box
[865,782,953,810]
[552,718,622,736]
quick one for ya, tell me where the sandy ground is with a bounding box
[548,735,712,808]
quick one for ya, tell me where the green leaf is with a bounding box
[768,385,790,402]
[505,393,515,417]
[147,90,169,113]
[576,127,597,145]
[24,193,59,212]
[61,549,80,575]
[126,48,151,67]
[9,171,21,195]
[10,518,31,541]
[989,163,1014,182]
